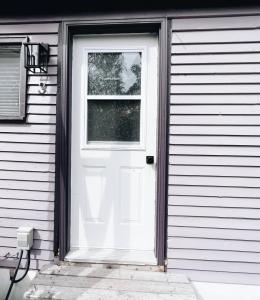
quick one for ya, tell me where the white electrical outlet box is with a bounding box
[17,227,34,250]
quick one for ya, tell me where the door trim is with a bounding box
[55,18,170,266]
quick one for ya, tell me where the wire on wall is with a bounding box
[4,250,31,300]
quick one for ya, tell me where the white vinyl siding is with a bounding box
[168,14,260,284]
[0,23,59,269]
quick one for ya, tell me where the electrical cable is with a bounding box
[4,249,31,300]
[4,250,23,300]
[13,250,31,283]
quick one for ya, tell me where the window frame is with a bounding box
[82,47,147,151]
[0,37,27,121]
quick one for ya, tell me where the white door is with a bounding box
[69,34,158,264]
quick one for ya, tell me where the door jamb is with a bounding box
[55,18,170,266]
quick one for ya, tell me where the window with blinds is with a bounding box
[0,43,26,120]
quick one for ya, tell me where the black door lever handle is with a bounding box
[146,156,154,164]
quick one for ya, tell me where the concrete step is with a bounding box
[24,265,198,300]
[25,285,198,300]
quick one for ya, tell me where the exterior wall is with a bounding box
[0,7,260,286]
[0,23,59,269]
[168,14,260,284]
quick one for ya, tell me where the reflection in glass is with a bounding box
[88,52,141,95]
[87,100,140,142]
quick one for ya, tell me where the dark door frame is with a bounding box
[55,17,170,266]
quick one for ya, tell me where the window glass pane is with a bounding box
[88,52,141,95]
[0,45,21,117]
[87,100,140,142]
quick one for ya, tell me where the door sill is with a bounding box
[65,248,157,266]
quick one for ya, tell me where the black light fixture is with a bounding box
[24,43,49,74]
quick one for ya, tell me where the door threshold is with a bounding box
[65,248,157,266]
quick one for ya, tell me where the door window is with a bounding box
[88,52,141,95]
[87,99,140,142]
[84,50,145,148]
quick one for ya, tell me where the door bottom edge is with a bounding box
[65,248,158,266]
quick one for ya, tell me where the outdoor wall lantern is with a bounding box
[24,43,49,74]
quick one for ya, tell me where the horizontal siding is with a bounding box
[172,53,260,64]
[0,218,54,231]
[170,126,260,136]
[0,188,54,201]
[0,237,53,251]
[168,14,260,284]
[0,161,55,172]
[170,145,260,156]
[171,115,260,125]
[0,23,59,34]
[0,199,54,210]
[169,185,260,198]
[170,136,260,146]
[171,105,260,114]
[0,143,55,153]
[0,170,54,181]
[0,208,54,221]
[0,180,55,191]
[0,227,53,241]
[170,94,260,104]
[0,246,54,269]
[0,23,59,269]
[26,115,56,124]
[168,249,260,264]
[171,84,260,94]
[168,206,260,219]
[171,64,260,74]
[168,259,260,274]
[172,74,260,84]
[28,77,57,85]
[0,123,56,134]
[172,43,260,54]
[169,155,260,166]
[169,195,260,208]
[0,133,55,143]
[168,216,260,230]
[0,152,55,163]
[168,227,260,241]
[169,165,259,178]
[170,176,260,187]
[168,237,260,253]
[0,247,53,261]
[172,29,260,43]
[172,16,260,30]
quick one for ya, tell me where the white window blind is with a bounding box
[0,44,22,119]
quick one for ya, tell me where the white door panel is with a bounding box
[70,34,158,262]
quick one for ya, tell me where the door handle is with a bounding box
[146,156,154,165]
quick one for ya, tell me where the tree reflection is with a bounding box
[88,52,141,95]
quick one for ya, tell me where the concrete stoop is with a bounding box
[24,265,198,300]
